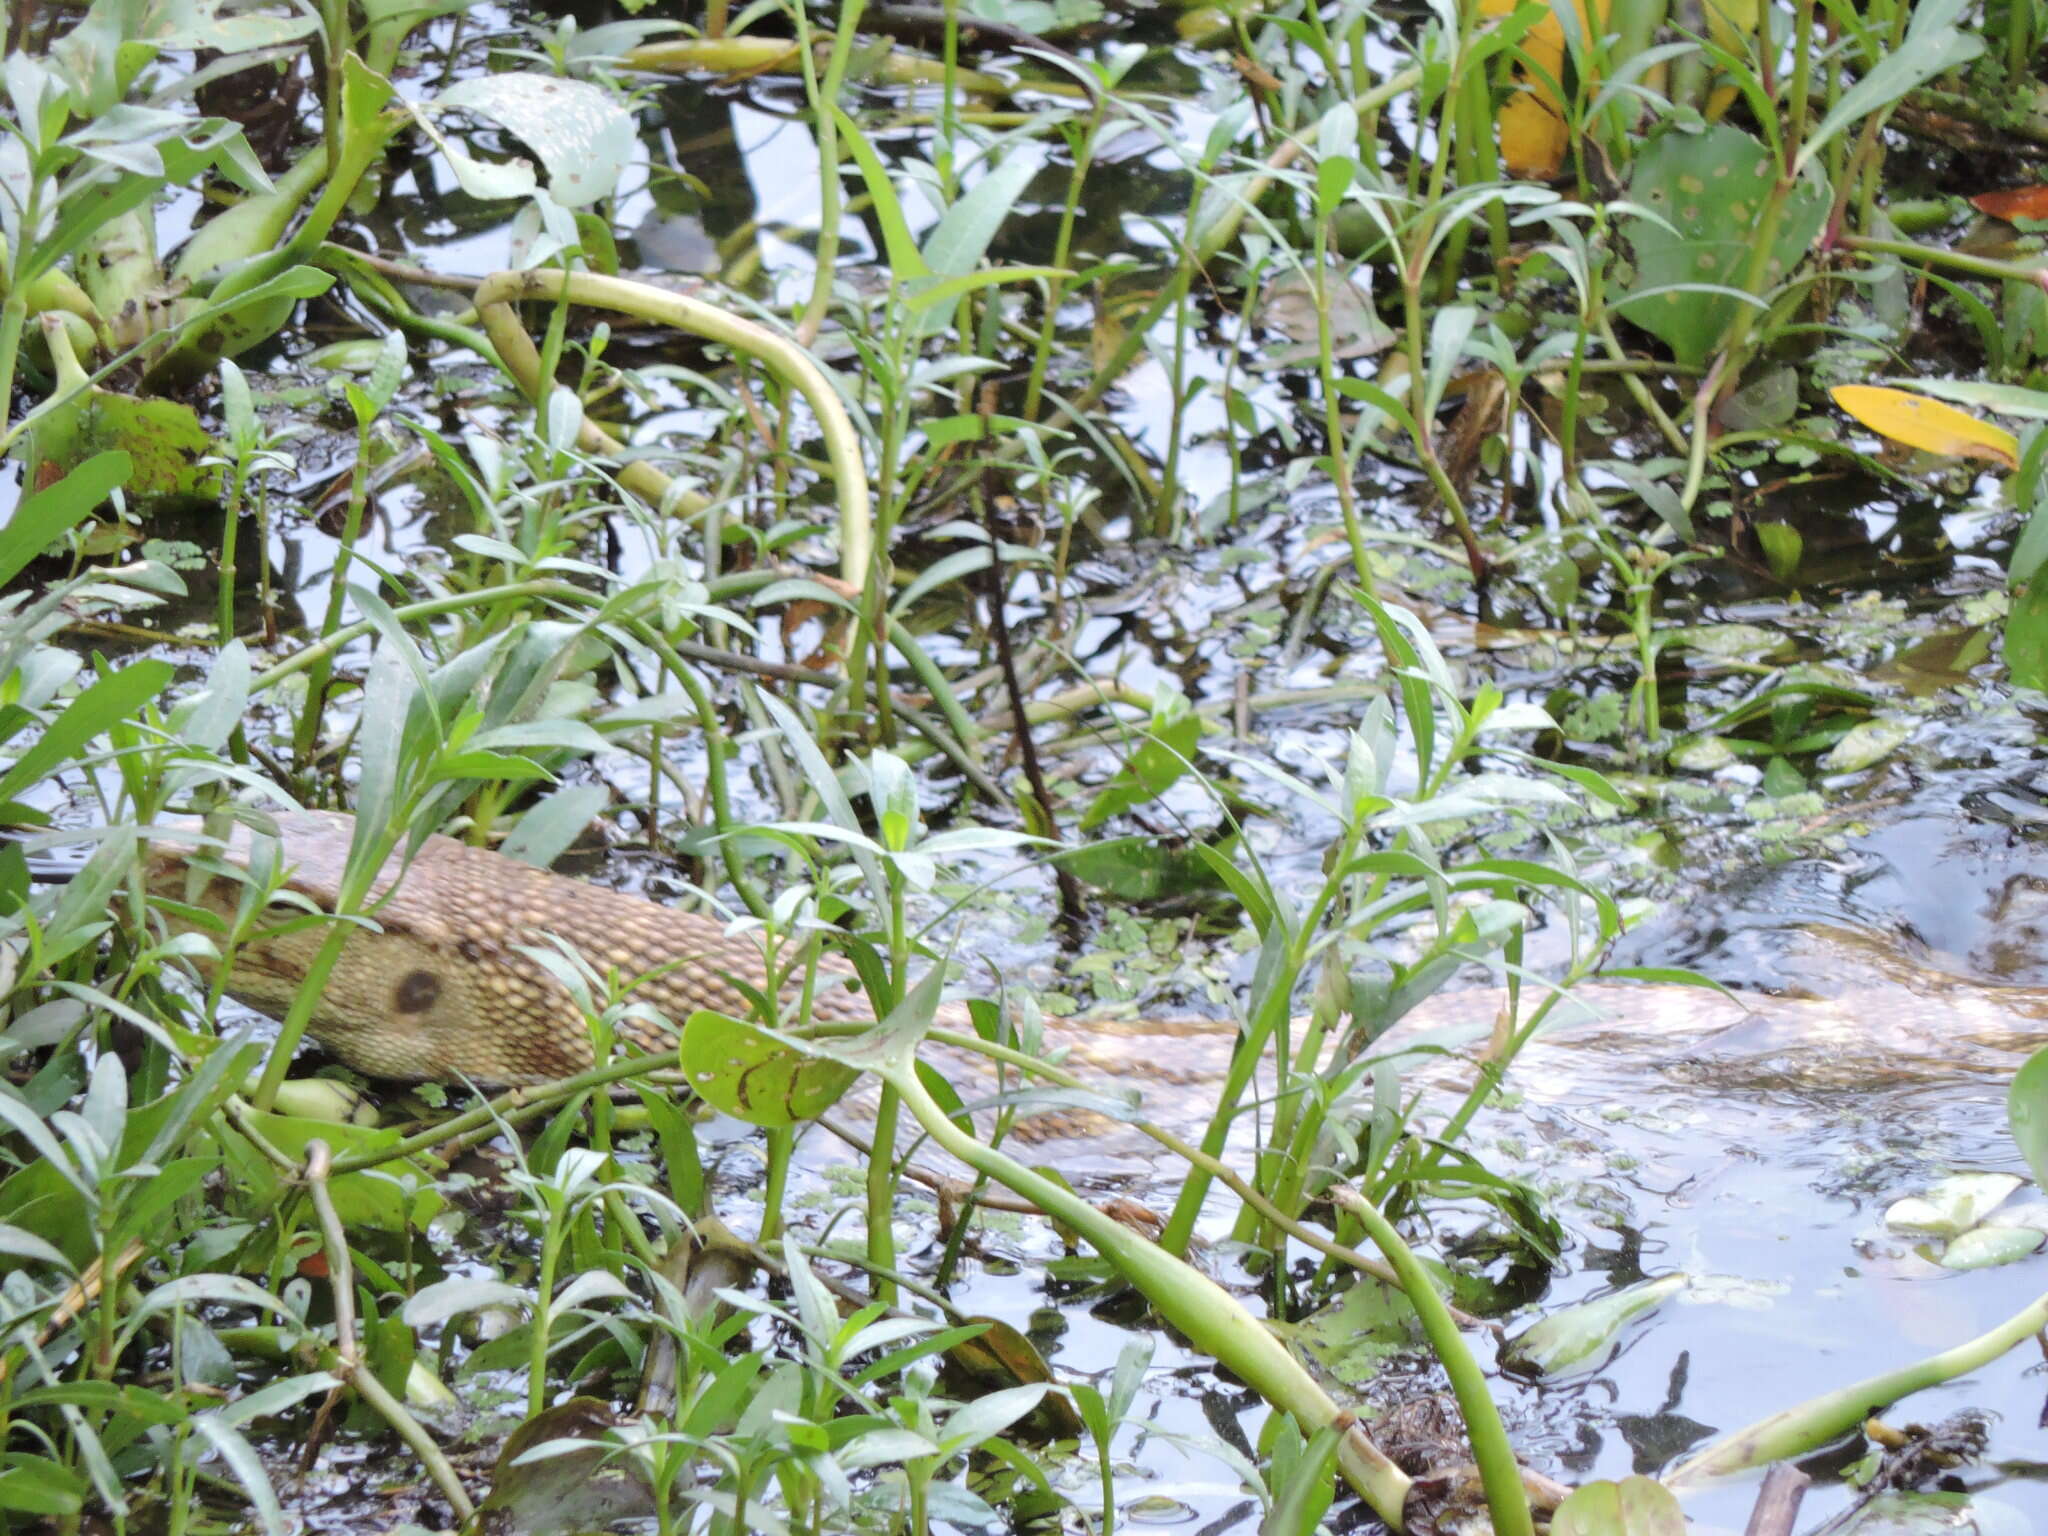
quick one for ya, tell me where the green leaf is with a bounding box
[1884,1173,2023,1238]
[908,152,1039,335]
[132,0,321,52]
[1550,1475,1687,1536]
[190,1416,286,1536]
[900,264,1070,314]
[1423,304,1476,418]
[1796,1,1983,174]
[2010,1045,2048,1194]
[1503,1274,1688,1376]
[1050,834,1233,902]
[435,73,635,208]
[919,152,1036,279]
[1937,1225,2044,1270]
[0,450,129,586]
[2006,575,2048,690]
[1079,686,1199,831]
[0,658,175,811]
[0,1456,87,1517]
[225,1112,444,1231]
[500,784,612,869]
[1261,1421,1344,1536]
[832,107,928,280]
[679,1010,858,1128]
[1616,124,1829,366]
[1755,520,1802,584]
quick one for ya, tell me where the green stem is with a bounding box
[1330,1184,1533,1536]
[1840,231,2048,285]
[884,1064,1415,1526]
[530,1222,561,1416]
[474,269,871,588]
[248,922,356,1111]
[1668,1288,2048,1486]
[793,0,864,347]
[298,412,377,765]
[1314,219,1375,594]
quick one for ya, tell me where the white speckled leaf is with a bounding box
[1938,1225,2043,1270]
[436,73,634,208]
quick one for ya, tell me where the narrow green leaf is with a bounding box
[0,658,174,809]
[0,451,130,587]
[832,106,928,279]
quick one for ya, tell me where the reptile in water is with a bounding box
[141,809,2048,1157]
[149,809,1267,1150]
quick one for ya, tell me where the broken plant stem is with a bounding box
[1330,1183,1535,1536]
[881,1061,1416,1526]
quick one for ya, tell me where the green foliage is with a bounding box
[1616,124,1829,367]
[11,0,2048,1530]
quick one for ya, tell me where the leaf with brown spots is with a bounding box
[1615,124,1829,366]
[679,1009,858,1127]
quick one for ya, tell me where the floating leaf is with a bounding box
[1503,1273,1688,1376]
[1719,364,1800,431]
[1280,1278,1424,1387]
[1049,834,1233,903]
[1883,1173,2021,1238]
[679,1010,858,1128]
[2009,1045,2048,1193]
[1252,262,1396,368]
[1551,1475,1687,1536]
[479,1399,656,1536]
[1830,1491,2033,1536]
[1755,521,1802,585]
[435,74,635,208]
[1832,385,2019,470]
[1818,715,1912,774]
[961,0,1104,32]
[1937,1225,2043,1270]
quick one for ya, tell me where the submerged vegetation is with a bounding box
[7,0,2048,1530]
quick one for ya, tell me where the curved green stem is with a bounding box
[474,269,872,590]
[1330,1184,1533,1536]
[880,1061,1415,1526]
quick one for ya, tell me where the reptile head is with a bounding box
[145,810,595,1082]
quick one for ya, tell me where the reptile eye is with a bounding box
[395,970,441,1014]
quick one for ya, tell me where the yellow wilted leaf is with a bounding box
[1702,0,1761,120]
[1831,385,2020,470]
[1483,0,1605,179]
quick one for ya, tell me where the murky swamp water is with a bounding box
[23,8,2048,1530]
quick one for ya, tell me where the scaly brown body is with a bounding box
[148,810,890,1083]
[143,810,2048,1157]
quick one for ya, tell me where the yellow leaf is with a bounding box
[1483,0,1606,179]
[1702,0,1759,121]
[1702,0,1761,51]
[1499,91,1571,180]
[1831,385,2020,470]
